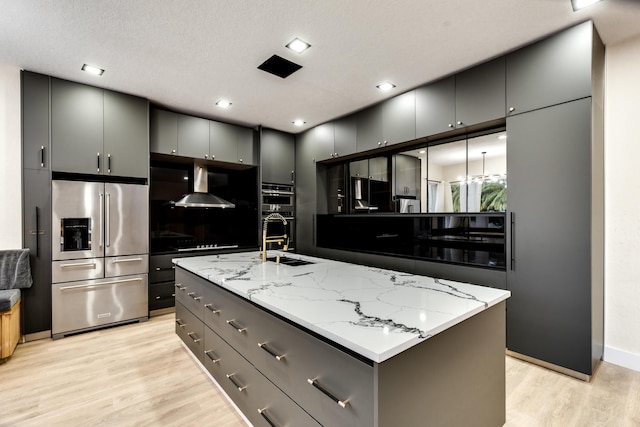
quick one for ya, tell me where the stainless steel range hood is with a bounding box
[173,161,235,208]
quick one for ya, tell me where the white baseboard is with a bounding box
[604,346,640,372]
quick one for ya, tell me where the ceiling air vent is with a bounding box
[258,55,302,78]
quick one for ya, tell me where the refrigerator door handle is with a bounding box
[99,193,104,248]
[105,192,111,248]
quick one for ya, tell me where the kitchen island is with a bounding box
[174,251,510,427]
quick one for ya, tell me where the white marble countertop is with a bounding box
[174,251,510,363]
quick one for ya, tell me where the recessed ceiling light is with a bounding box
[376,82,396,91]
[292,119,306,126]
[571,0,602,11]
[82,64,104,76]
[216,99,232,108]
[286,38,311,53]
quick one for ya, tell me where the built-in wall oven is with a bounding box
[51,179,149,338]
[261,183,295,250]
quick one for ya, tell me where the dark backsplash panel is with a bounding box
[317,213,505,269]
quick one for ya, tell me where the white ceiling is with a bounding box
[1,0,639,134]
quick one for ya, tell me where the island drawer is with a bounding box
[203,325,321,427]
[175,301,204,364]
[175,269,205,320]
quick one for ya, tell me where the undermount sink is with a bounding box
[266,256,315,267]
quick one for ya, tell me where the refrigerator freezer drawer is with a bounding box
[105,254,148,277]
[52,258,104,284]
[52,274,148,338]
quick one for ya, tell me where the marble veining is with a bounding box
[175,251,510,362]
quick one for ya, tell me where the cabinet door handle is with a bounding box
[187,332,201,343]
[457,121,463,126]
[175,283,187,291]
[105,192,111,248]
[510,212,515,271]
[175,319,186,328]
[258,342,285,361]
[35,206,40,257]
[40,146,45,168]
[107,154,111,174]
[448,123,454,128]
[188,292,202,301]
[508,107,516,113]
[291,170,294,184]
[258,408,277,427]
[155,266,175,271]
[204,304,220,315]
[99,192,104,248]
[307,377,349,408]
[97,152,101,172]
[204,350,220,364]
[226,373,247,392]
[226,319,246,333]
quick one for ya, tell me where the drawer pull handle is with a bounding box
[187,332,201,343]
[175,283,186,291]
[258,408,277,427]
[226,374,247,392]
[188,292,202,301]
[59,261,97,269]
[155,266,175,271]
[204,350,220,364]
[307,378,349,408]
[226,320,246,333]
[258,342,285,361]
[204,304,220,315]
[175,319,186,328]
[111,257,143,264]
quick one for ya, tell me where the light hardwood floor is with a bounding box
[1,313,639,427]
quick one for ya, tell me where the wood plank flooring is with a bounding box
[1,313,639,426]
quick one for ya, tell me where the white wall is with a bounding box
[0,65,22,249]
[603,34,640,372]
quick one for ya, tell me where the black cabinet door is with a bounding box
[51,78,103,174]
[455,57,505,128]
[506,98,594,375]
[22,71,50,171]
[261,128,295,185]
[104,90,149,178]
[150,109,178,155]
[506,21,593,116]
[415,76,455,138]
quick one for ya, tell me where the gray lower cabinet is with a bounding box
[415,76,456,138]
[260,128,295,185]
[506,21,596,116]
[506,97,602,376]
[455,56,505,128]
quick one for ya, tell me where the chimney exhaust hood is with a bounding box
[173,161,235,209]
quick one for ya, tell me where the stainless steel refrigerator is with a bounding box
[51,180,148,338]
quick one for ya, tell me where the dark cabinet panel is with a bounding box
[333,115,357,159]
[21,168,52,334]
[236,126,256,165]
[177,114,209,159]
[51,78,103,174]
[261,128,295,185]
[104,90,149,178]
[455,57,505,128]
[415,76,455,138]
[506,21,593,116]
[356,104,384,152]
[383,90,416,145]
[506,98,596,375]
[21,71,50,171]
[150,109,178,155]
[294,130,318,253]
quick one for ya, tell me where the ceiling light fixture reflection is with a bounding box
[571,0,602,11]
[292,119,306,126]
[376,82,396,91]
[286,38,311,53]
[216,99,232,108]
[81,64,104,76]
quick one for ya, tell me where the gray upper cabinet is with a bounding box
[22,71,50,171]
[150,109,178,155]
[178,114,209,159]
[261,128,295,185]
[506,21,593,116]
[383,90,416,145]
[356,104,384,152]
[455,57,505,128]
[209,121,237,162]
[415,76,456,138]
[104,90,149,178]
[237,126,256,165]
[51,78,104,175]
[333,115,357,159]
[311,123,335,162]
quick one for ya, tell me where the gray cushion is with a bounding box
[0,249,33,290]
[0,289,20,312]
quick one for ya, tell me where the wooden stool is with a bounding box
[1,295,21,360]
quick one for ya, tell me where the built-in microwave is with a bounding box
[261,183,294,219]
